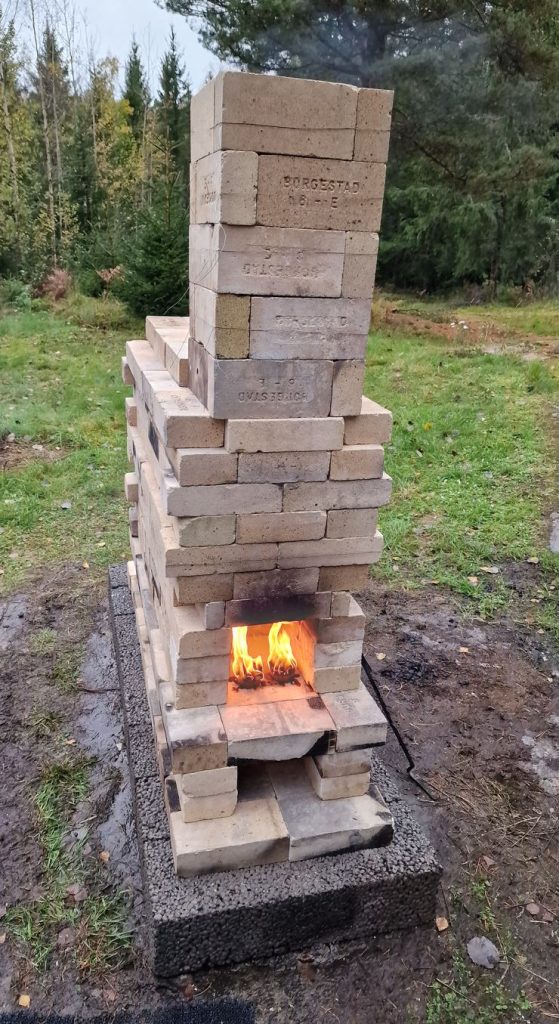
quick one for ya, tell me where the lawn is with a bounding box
[0,295,141,593]
[1,291,558,631]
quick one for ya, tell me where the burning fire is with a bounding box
[230,625,264,685]
[231,622,299,688]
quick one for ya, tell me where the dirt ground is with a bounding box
[1,567,558,1022]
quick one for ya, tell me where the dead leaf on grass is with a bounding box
[467,576,479,586]
[99,850,110,863]
[527,557,540,564]
[458,646,470,654]
[480,566,500,575]
[375,652,386,661]
[436,916,449,932]
[18,995,30,1008]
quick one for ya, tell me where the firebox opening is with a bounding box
[229,620,316,699]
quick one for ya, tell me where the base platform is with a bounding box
[109,564,442,977]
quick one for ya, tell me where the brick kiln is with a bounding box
[123,71,395,877]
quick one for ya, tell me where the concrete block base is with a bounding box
[109,565,441,977]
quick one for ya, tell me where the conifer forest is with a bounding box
[1,0,559,310]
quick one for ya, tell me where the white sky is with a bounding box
[75,0,221,91]
[12,0,223,92]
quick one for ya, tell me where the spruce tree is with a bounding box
[123,39,148,141]
[158,28,191,169]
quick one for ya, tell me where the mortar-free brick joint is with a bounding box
[123,70,399,877]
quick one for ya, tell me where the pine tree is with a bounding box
[158,28,191,176]
[123,39,148,141]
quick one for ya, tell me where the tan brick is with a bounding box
[164,602,231,659]
[318,565,370,592]
[256,155,385,232]
[121,355,134,386]
[188,335,334,420]
[166,447,238,487]
[190,74,216,162]
[165,541,278,575]
[125,396,137,426]
[197,601,226,630]
[226,417,344,453]
[238,451,330,484]
[249,296,370,360]
[322,683,388,749]
[190,285,250,359]
[165,339,189,388]
[330,360,365,416]
[174,514,236,548]
[305,757,369,799]
[160,692,228,774]
[330,592,353,616]
[283,476,392,512]
[278,534,382,568]
[175,680,228,710]
[163,477,282,518]
[233,567,319,600]
[315,749,372,777]
[189,223,345,297]
[124,471,138,503]
[169,797,288,877]
[180,788,237,823]
[330,444,384,481]
[190,72,359,161]
[174,575,234,605]
[315,639,363,669]
[313,596,365,642]
[356,87,393,134]
[342,232,379,298]
[172,652,230,686]
[181,765,237,798]
[344,396,393,445]
[326,508,378,538]
[354,129,391,163]
[236,511,326,544]
[191,149,258,225]
[309,659,360,692]
[127,341,224,449]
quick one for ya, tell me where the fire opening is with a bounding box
[231,621,302,689]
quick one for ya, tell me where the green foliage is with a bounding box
[114,185,188,316]
[123,39,149,140]
[163,0,559,292]
[0,18,191,314]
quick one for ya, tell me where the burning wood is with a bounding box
[231,621,301,687]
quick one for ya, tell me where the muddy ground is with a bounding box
[1,567,558,1022]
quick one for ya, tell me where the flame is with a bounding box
[230,622,299,686]
[231,625,264,683]
[267,622,297,680]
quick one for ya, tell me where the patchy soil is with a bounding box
[1,567,558,1021]
[0,437,66,471]
[376,302,559,359]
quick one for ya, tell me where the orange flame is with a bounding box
[231,625,264,683]
[267,622,297,679]
[230,622,298,685]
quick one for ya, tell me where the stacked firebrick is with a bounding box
[123,71,395,876]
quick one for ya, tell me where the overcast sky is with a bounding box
[76,0,221,90]
[13,0,225,93]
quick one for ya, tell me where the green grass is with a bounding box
[381,292,559,338]
[6,755,131,973]
[366,329,559,628]
[0,296,140,593]
[425,955,531,1024]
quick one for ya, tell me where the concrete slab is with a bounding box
[109,566,441,976]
